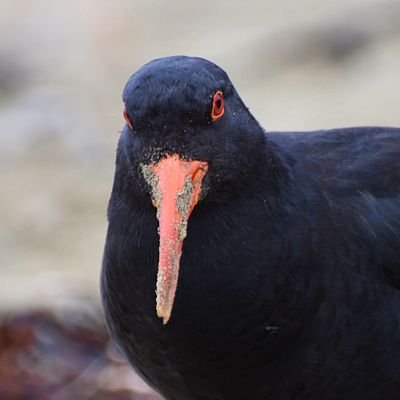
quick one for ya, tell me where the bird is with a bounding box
[101,55,400,400]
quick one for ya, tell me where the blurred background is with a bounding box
[0,0,399,398]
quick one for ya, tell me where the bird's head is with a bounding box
[119,56,283,324]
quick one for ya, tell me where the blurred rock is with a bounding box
[0,86,107,162]
[0,50,31,99]
[0,307,162,400]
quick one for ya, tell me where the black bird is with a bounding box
[101,56,400,400]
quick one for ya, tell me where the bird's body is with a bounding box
[101,56,400,400]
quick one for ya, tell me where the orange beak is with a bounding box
[141,155,208,324]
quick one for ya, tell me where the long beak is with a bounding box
[141,155,208,324]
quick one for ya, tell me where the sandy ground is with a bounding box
[0,0,399,396]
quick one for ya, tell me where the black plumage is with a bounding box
[101,56,400,400]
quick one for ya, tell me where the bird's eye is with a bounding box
[211,91,224,121]
[123,107,134,130]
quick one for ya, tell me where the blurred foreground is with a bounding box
[0,306,161,400]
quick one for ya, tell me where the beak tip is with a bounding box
[157,306,171,325]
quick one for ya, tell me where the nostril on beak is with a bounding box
[191,164,208,190]
[192,168,202,185]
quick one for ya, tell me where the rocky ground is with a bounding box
[0,307,162,399]
[0,0,399,398]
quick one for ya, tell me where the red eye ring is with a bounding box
[211,90,224,121]
[123,107,133,130]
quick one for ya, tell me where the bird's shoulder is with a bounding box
[269,126,400,197]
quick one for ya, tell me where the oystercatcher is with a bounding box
[101,56,400,400]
